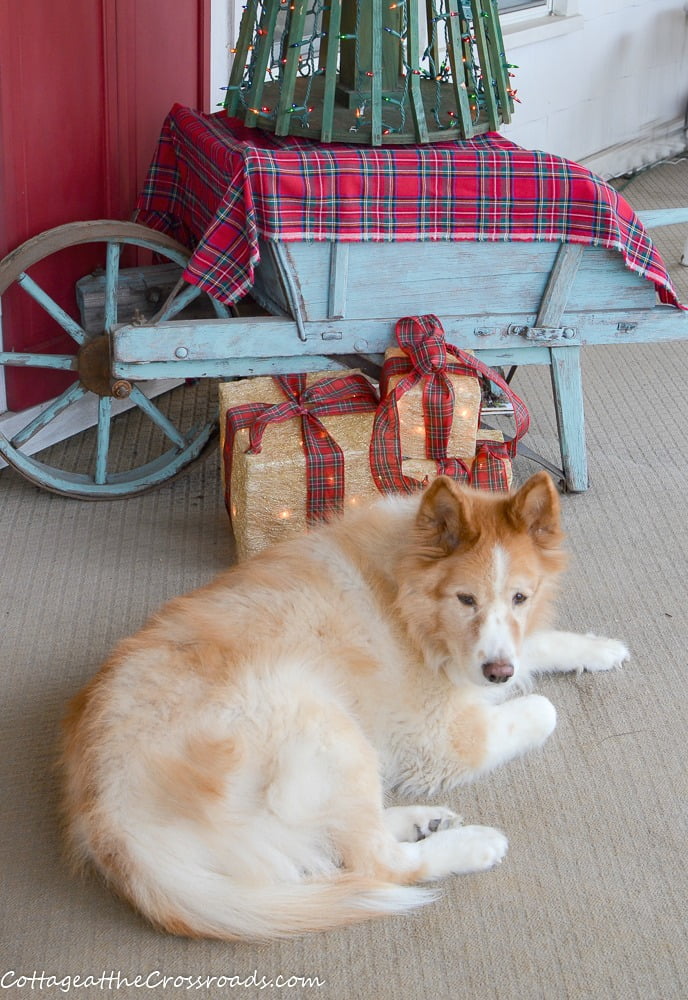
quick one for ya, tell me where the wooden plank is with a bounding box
[224,0,259,116]
[319,0,342,143]
[270,242,308,340]
[549,345,589,492]
[636,208,688,229]
[471,0,499,131]
[76,262,184,334]
[371,0,383,146]
[275,0,309,135]
[243,1,280,128]
[536,242,584,328]
[446,0,474,138]
[483,0,511,123]
[327,243,349,319]
[406,7,429,143]
[0,379,185,470]
[270,239,655,322]
[111,303,688,374]
[116,356,349,380]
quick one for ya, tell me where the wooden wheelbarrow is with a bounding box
[0,210,686,498]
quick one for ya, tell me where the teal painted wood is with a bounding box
[5,216,686,498]
[17,271,88,344]
[9,382,87,449]
[549,346,589,492]
[0,220,219,499]
[0,417,215,498]
[0,351,77,370]
[104,243,120,333]
[533,243,586,490]
[94,396,111,485]
[259,240,656,322]
[270,242,308,340]
[111,304,688,374]
[637,208,688,228]
[108,231,688,495]
[129,385,188,449]
[535,243,584,328]
[327,243,349,319]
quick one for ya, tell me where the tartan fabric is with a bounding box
[224,372,378,524]
[437,446,512,492]
[370,315,528,494]
[135,103,682,308]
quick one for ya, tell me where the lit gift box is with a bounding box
[220,371,379,560]
[380,346,481,462]
[401,430,513,491]
[371,315,528,494]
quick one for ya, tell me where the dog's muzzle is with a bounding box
[482,659,514,683]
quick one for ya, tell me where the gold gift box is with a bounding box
[219,374,380,561]
[401,430,513,490]
[381,347,481,460]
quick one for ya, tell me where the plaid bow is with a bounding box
[224,372,379,524]
[370,314,530,494]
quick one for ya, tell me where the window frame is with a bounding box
[498,1,547,13]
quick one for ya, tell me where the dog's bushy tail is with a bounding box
[114,843,437,940]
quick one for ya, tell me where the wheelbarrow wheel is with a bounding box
[0,221,229,499]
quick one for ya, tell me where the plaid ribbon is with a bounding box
[370,315,529,493]
[224,372,379,524]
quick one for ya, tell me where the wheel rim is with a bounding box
[0,221,229,499]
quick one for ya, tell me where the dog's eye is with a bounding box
[513,592,528,606]
[457,594,476,607]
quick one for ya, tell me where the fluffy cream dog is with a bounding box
[60,471,628,939]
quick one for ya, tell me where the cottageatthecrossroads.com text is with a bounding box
[1,971,325,993]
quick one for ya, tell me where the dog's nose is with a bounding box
[482,659,514,683]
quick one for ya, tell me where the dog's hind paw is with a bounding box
[580,635,630,672]
[384,805,461,843]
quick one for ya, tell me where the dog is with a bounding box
[60,471,628,940]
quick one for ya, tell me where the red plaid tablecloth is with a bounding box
[134,103,682,309]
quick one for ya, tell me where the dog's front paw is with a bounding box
[515,693,558,747]
[579,635,629,672]
[422,825,508,877]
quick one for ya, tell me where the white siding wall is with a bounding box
[209,0,688,178]
[500,0,688,177]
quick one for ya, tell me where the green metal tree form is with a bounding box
[224,0,514,145]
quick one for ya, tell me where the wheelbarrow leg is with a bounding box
[549,344,589,492]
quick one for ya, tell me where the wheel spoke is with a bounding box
[211,297,234,318]
[17,272,88,345]
[94,396,112,484]
[156,281,204,322]
[129,385,187,449]
[104,242,121,333]
[0,220,217,498]
[0,350,77,370]
[11,381,87,449]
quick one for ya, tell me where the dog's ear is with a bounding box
[508,471,562,545]
[415,476,475,556]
